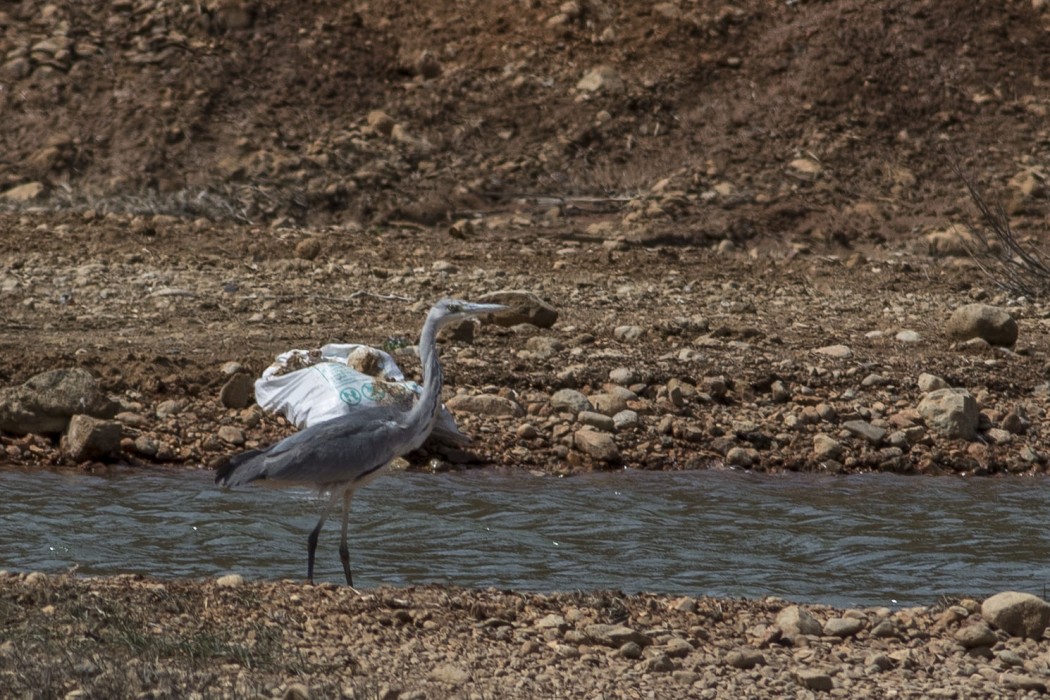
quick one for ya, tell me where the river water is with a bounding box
[2,466,1048,608]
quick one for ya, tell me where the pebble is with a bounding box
[795,668,834,691]
[813,344,852,359]
[217,425,245,446]
[843,419,886,445]
[726,446,757,467]
[955,621,996,648]
[550,388,592,414]
[216,574,244,588]
[445,394,524,417]
[612,410,639,431]
[584,623,648,648]
[609,367,641,385]
[824,616,865,638]
[589,392,629,415]
[813,433,845,461]
[578,410,615,432]
[896,329,922,342]
[917,373,948,392]
[725,648,765,669]
[613,325,643,341]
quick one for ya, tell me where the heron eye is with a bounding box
[448,303,462,313]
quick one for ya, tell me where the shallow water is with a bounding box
[2,465,1048,608]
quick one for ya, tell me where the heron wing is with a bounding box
[217,411,411,487]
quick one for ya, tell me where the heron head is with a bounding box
[433,298,507,324]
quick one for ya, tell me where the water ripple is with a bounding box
[2,466,1049,607]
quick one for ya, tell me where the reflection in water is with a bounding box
[2,465,1049,608]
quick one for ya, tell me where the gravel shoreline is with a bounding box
[3,571,1050,699]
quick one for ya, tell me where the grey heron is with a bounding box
[216,298,507,586]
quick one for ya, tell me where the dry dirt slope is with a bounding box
[0,0,1047,242]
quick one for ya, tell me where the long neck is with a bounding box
[405,312,444,448]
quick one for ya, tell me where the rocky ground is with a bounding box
[2,0,1050,696]
[4,571,1050,699]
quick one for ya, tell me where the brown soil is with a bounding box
[1,0,1049,478]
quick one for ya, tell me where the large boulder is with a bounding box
[0,368,118,435]
[946,304,1018,347]
[982,591,1050,639]
[477,290,558,328]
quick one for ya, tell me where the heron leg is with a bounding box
[307,490,341,584]
[339,489,355,586]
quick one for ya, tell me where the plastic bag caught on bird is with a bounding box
[254,343,470,446]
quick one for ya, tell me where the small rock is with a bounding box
[663,637,693,658]
[612,410,639,431]
[574,428,621,463]
[814,344,852,359]
[428,663,470,685]
[794,668,833,691]
[577,65,624,93]
[619,641,643,659]
[981,591,1050,639]
[870,619,897,638]
[590,392,629,416]
[367,110,395,136]
[609,367,641,385]
[813,433,845,461]
[645,653,675,673]
[220,373,254,409]
[896,330,921,343]
[918,373,948,392]
[1002,673,1048,693]
[843,420,886,445]
[516,423,538,439]
[62,415,122,461]
[477,290,558,328]
[445,394,524,417]
[216,573,244,588]
[823,617,865,638]
[725,648,765,669]
[614,325,644,341]
[583,623,648,648]
[776,605,822,638]
[946,304,1018,347]
[866,652,895,671]
[578,410,615,432]
[955,621,997,648]
[918,388,979,440]
[725,446,756,467]
[294,238,322,260]
[217,425,245,446]
[770,380,791,403]
[155,399,182,419]
[550,388,592,414]
[2,181,46,202]
[534,613,566,629]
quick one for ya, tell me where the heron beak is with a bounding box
[463,302,509,317]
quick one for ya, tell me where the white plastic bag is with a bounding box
[254,343,469,445]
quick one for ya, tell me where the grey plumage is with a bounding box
[216,298,506,585]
